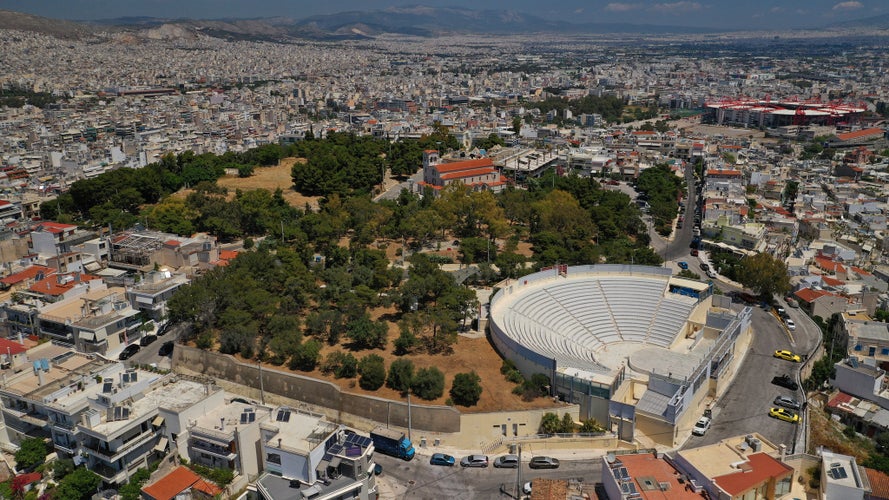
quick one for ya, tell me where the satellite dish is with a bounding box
[606,452,616,464]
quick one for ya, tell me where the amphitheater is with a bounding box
[489,264,752,446]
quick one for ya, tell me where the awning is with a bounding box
[329,457,342,468]
[153,437,168,452]
[152,416,165,427]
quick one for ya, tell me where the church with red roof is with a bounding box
[416,150,505,196]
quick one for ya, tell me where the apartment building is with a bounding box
[183,399,268,480]
[109,230,219,275]
[253,409,378,500]
[126,271,189,324]
[37,287,141,355]
[0,346,223,487]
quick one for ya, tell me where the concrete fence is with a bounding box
[172,345,461,433]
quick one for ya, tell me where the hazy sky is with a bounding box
[0,0,884,30]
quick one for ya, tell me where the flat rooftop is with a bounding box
[262,409,338,454]
[83,377,211,438]
[676,433,779,479]
[0,351,104,402]
[39,287,127,322]
[193,400,270,434]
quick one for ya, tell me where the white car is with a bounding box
[785,319,796,330]
[692,416,711,436]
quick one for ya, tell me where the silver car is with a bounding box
[773,395,802,410]
[493,454,519,468]
[460,455,489,468]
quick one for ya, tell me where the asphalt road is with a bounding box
[120,323,187,369]
[376,454,601,499]
[684,303,819,453]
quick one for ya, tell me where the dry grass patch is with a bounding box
[216,158,321,209]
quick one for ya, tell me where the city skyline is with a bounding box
[0,0,886,31]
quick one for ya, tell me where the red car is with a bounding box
[690,249,699,256]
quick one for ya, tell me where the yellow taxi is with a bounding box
[769,407,800,423]
[773,350,801,363]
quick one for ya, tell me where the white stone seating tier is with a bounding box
[502,275,693,368]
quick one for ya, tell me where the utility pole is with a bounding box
[407,390,412,443]
[258,361,265,405]
[516,443,523,498]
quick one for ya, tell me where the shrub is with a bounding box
[450,371,482,407]
[320,351,357,378]
[14,437,48,471]
[358,354,386,390]
[411,367,445,400]
[386,358,415,393]
[289,339,322,371]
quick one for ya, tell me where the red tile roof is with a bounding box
[218,250,239,261]
[851,266,872,277]
[707,169,743,177]
[141,466,222,500]
[864,467,889,500]
[794,287,836,303]
[0,265,55,286]
[28,273,98,296]
[827,391,854,409]
[712,453,793,497]
[164,240,181,247]
[822,276,845,287]
[37,221,76,234]
[441,167,496,181]
[434,158,494,173]
[0,338,27,355]
[814,256,846,274]
[836,128,884,141]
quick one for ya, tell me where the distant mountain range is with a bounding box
[1,6,888,42]
[823,13,889,30]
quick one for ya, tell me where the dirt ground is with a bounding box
[808,398,869,459]
[225,303,561,413]
[216,158,321,209]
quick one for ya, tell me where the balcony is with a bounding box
[190,439,237,461]
[83,429,159,463]
[91,461,125,483]
[53,440,77,455]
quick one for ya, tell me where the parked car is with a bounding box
[678,261,689,270]
[523,482,532,495]
[374,463,383,475]
[769,407,800,423]
[493,454,519,468]
[119,344,140,361]
[460,455,489,468]
[773,350,801,363]
[785,319,796,330]
[529,456,560,469]
[705,270,717,279]
[773,395,802,411]
[771,374,799,391]
[158,341,174,357]
[700,262,710,272]
[775,306,786,317]
[140,334,158,346]
[430,453,455,466]
[692,416,711,436]
[690,249,699,257]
